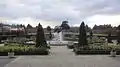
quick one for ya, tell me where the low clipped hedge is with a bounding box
[75,50,120,55]
[67,44,74,49]
[74,45,120,55]
[0,45,49,56]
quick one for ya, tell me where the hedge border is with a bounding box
[0,51,49,56]
[74,50,120,55]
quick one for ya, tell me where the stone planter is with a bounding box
[110,51,116,57]
[8,52,14,58]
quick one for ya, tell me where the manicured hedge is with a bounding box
[67,45,74,49]
[74,49,120,55]
[0,45,49,56]
[74,45,120,55]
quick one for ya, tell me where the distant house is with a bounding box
[92,24,118,35]
[0,23,25,36]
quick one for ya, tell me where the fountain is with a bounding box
[47,31,68,46]
[47,20,70,46]
[52,32,63,41]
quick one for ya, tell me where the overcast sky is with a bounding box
[0,0,120,28]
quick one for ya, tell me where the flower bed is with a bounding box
[0,45,49,56]
[74,49,120,55]
[74,45,120,55]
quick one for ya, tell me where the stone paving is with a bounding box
[4,46,120,67]
[0,56,15,67]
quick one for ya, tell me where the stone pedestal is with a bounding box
[8,52,14,58]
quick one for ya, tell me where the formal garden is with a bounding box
[72,21,120,55]
[0,23,50,56]
[0,21,120,56]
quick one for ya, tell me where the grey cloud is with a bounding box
[0,0,120,24]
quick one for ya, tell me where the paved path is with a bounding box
[4,46,120,67]
[0,56,15,67]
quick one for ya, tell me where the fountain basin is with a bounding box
[47,41,68,46]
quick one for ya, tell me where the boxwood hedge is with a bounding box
[0,44,49,55]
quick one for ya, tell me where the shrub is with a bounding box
[6,37,29,44]
[88,36,107,44]
[74,44,120,55]
[0,44,49,55]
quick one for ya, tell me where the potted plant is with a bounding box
[110,49,116,57]
[8,49,14,58]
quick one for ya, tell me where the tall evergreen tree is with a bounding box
[47,26,52,39]
[90,31,93,40]
[108,32,112,43]
[36,23,47,47]
[27,24,33,29]
[78,21,88,47]
[60,21,70,30]
[117,25,120,44]
[85,25,91,32]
